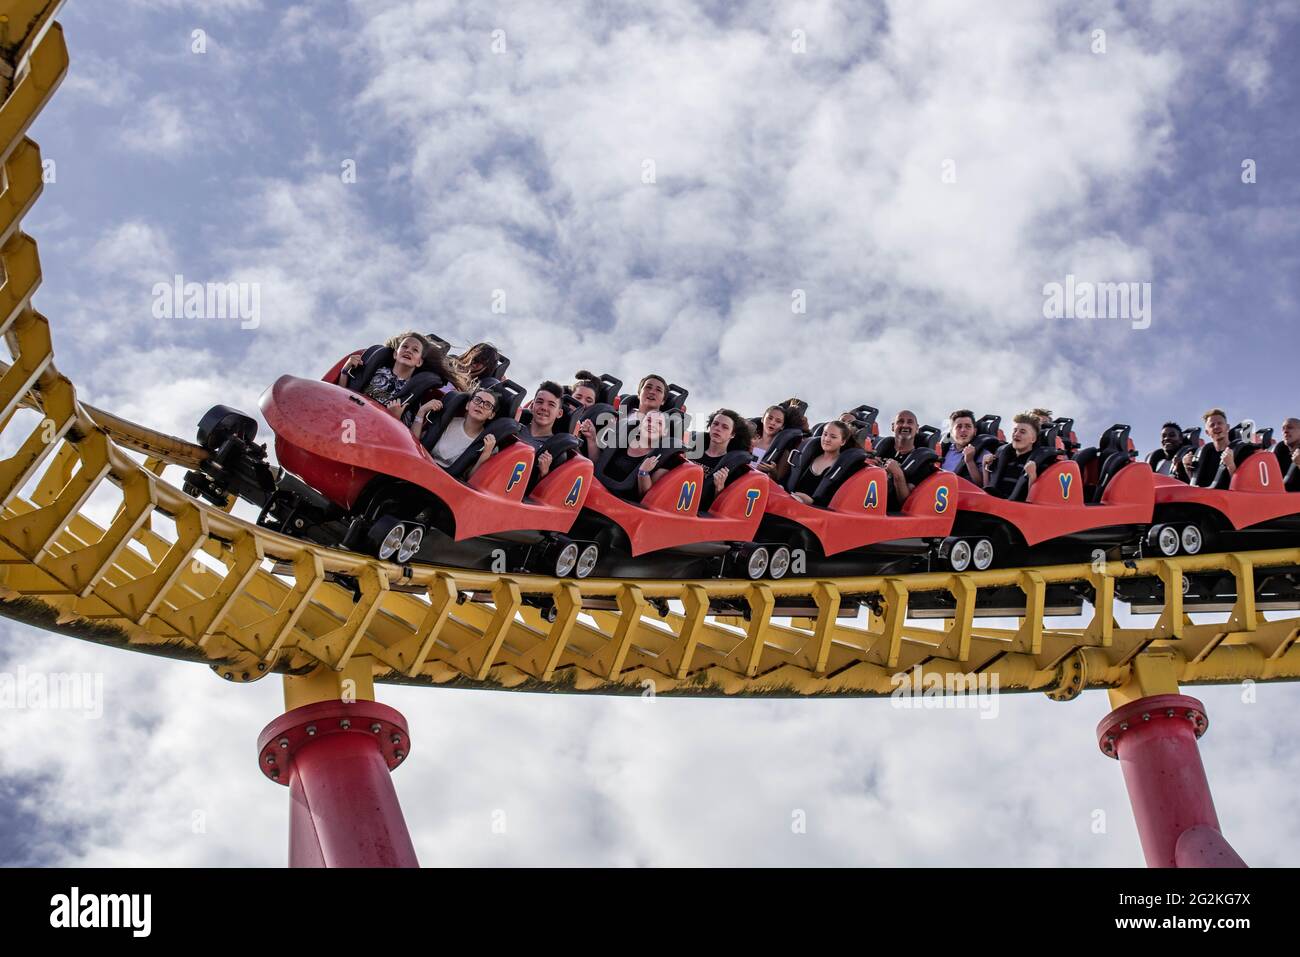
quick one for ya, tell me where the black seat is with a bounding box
[939,434,999,481]
[593,373,623,406]
[420,389,523,479]
[784,438,869,508]
[592,440,687,501]
[760,427,804,467]
[344,344,448,415]
[1074,424,1133,494]
[698,449,756,513]
[1091,450,1132,502]
[842,404,879,443]
[985,443,1063,502]
[975,414,1003,441]
[1052,417,1080,456]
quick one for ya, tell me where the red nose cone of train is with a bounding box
[261,375,593,541]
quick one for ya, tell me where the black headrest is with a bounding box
[1092,449,1131,502]
[344,344,447,404]
[976,414,1001,438]
[420,392,472,452]
[901,447,940,485]
[493,379,527,419]
[761,427,805,465]
[420,390,521,460]
[1051,417,1079,453]
[784,435,825,494]
[809,447,870,507]
[594,374,622,406]
[843,404,879,433]
[442,418,521,479]
[915,425,941,453]
[1094,424,1132,456]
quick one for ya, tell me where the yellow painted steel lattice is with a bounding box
[0,1,1298,701]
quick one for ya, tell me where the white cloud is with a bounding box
[9,0,1300,868]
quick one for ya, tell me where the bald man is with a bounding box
[869,408,922,505]
[1276,417,1300,491]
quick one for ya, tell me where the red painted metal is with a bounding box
[954,460,1154,547]
[1153,453,1298,530]
[581,463,768,556]
[258,700,419,868]
[1096,694,1245,868]
[763,468,957,557]
[260,375,593,540]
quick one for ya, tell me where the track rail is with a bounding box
[1,3,1299,699]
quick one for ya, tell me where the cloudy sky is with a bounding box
[3,0,1299,866]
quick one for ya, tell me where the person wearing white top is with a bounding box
[411,388,501,478]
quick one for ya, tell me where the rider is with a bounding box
[982,413,1043,499]
[1153,422,1184,475]
[696,409,752,511]
[599,410,677,501]
[789,420,855,505]
[625,373,668,423]
[869,409,924,506]
[751,405,786,462]
[1179,408,1239,487]
[1276,417,1300,491]
[941,409,988,486]
[520,381,564,481]
[410,387,502,479]
[337,333,461,419]
[570,371,600,408]
[454,342,502,389]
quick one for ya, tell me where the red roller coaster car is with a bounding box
[185,356,599,578]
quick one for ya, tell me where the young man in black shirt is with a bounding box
[694,409,751,512]
[1179,408,1238,487]
[1153,421,1184,475]
[983,413,1043,498]
[520,381,564,480]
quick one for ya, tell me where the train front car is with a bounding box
[187,370,598,579]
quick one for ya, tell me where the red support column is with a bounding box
[1097,693,1245,868]
[258,699,419,868]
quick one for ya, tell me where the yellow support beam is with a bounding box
[0,6,1299,705]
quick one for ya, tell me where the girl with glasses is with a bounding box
[412,388,502,478]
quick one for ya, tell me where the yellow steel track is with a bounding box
[1,1,1298,701]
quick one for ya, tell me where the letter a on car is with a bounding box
[564,475,583,507]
